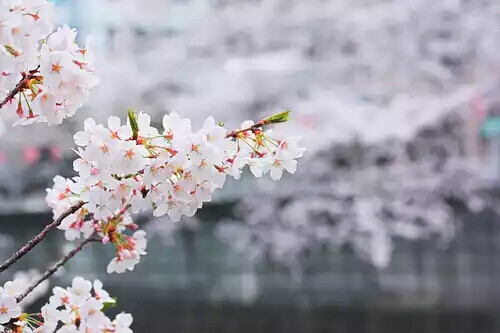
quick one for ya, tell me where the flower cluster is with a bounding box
[0,271,47,331]
[0,277,132,333]
[0,0,98,126]
[45,110,304,273]
[0,270,50,327]
[4,270,49,309]
[0,0,53,78]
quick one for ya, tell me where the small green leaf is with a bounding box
[263,110,291,125]
[101,298,118,312]
[128,108,139,140]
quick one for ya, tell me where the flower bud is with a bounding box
[127,223,139,230]
[127,109,139,140]
[16,102,24,118]
[263,110,291,125]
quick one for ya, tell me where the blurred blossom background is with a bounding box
[3,0,500,332]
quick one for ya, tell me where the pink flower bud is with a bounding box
[127,223,139,230]
[16,104,24,118]
[101,235,110,244]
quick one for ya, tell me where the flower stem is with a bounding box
[21,91,34,117]
[0,201,85,273]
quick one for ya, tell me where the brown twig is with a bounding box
[15,235,96,303]
[0,201,85,273]
[225,119,266,139]
[15,203,133,303]
[0,68,40,109]
[226,111,291,138]
[0,76,29,109]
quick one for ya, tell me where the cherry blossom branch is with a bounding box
[0,68,40,109]
[14,202,134,303]
[0,201,85,273]
[15,203,134,302]
[15,234,96,303]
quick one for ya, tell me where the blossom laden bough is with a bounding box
[0,108,304,329]
[45,109,304,274]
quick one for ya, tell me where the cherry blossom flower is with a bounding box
[93,280,114,304]
[269,151,298,181]
[0,295,21,324]
[113,313,133,333]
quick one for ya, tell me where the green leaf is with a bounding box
[101,298,118,312]
[128,108,139,140]
[263,110,291,125]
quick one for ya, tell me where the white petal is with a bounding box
[73,131,89,146]
[83,118,96,131]
[270,166,283,181]
[283,159,297,174]
[117,126,132,139]
[107,116,120,131]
